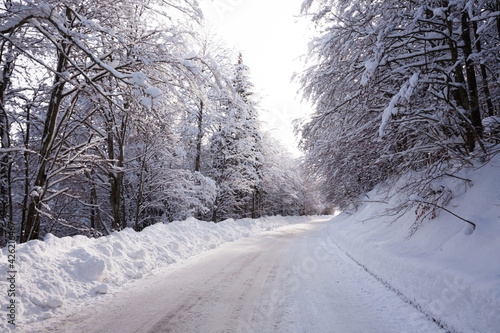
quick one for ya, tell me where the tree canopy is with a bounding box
[299,0,500,216]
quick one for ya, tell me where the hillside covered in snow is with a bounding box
[328,155,500,333]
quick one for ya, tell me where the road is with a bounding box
[40,218,444,333]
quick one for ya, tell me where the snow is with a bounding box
[0,5,52,33]
[21,218,445,333]
[2,157,499,332]
[360,58,379,86]
[140,97,152,108]
[483,116,500,136]
[181,51,201,72]
[129,71,147,87]
[379,72,419,136]
[183,51,197,59]
[432,7,447,19]
[327,155,500,333]
[145,86,162,98]
[0,216,310,331]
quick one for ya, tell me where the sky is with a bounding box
[198,0,313,156]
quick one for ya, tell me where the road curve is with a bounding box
[39,218,444,333]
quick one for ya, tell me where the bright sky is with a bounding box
[198,0,313,156]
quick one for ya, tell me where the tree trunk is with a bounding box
[461,12,483,144]
[496,1,500,42]
[0,41,14,241]
[119,114,127,230]
[85,169,102,231]
[86,169,108,235]
[21,41,71,242]
[20,95,33,241]
[195,100,204,172]
[212,196,219,223]
[21,7,75,242]
[106,107,127,231]
[134,157,145,231]
[445,16,474,152]
[107,122,121,231]
[251,189,260,219]
[472,20,495,117]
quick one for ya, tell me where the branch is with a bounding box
[412,199,476,231]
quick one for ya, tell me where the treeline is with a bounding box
[0,0,322,244]
[299,0,499,222]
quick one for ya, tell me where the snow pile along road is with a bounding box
[327,156,500,333]
[29,218,444,333]
[0,215,312,331]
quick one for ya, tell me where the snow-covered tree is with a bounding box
[208,54,263,222]
[0,0,320,244]
[299,0,500,213]
[258,134,324,216]
[0,0,206,242]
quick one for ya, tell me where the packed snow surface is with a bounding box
[0,216,311,331]
[14,218,444,333]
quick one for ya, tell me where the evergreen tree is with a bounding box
[209,54,262,222]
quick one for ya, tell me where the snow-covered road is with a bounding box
[39,218,444,333]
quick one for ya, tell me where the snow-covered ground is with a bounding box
[2,156,499,332]
[0,216,313,332]
[15,218,444,333]
[328,156,500,333]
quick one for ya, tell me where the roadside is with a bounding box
[0,216,313,332]
[30,218,443,333]
[326,156,500,333]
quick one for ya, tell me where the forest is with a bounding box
[0,0,322,245]
[1,0,499,245]
[298,0,500,232]
[2,2,499,331]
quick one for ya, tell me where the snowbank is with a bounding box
[0,215,311,331]
[327,156,500,333]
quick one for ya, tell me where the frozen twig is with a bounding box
[412,199,476,231]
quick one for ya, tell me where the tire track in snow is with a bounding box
[34,219,448,333]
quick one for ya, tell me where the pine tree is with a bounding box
[209,54,262,222]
